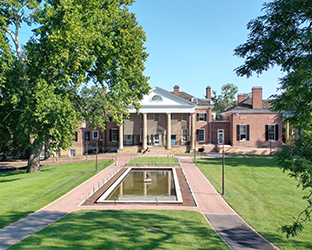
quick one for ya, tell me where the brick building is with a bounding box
[216,87,282,147]
[60,86,282,157]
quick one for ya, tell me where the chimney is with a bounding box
[206,86,211,104]
[173,85,179,96]
[237,94,246,104]
[252,87,263,109]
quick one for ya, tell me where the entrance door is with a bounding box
[218,129,224,145]
[154,134,161,145]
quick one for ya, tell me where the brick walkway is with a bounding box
[0,155,278,250]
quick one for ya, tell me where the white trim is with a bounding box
[197,113,206,122]
[111,128,118,142]
[92,131,99,139]
[69,149,76,157]
[197,129,205,142]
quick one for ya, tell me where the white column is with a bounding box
[191,113,195,150]
[167,113,171,150]
[143,113,147,150]
[119,123,123,151]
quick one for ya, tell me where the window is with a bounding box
[197,129,205,142]
[154,114,160,121]
[151,95,162,101]
[192,98,198,104]
[69,149,76,157]
[237,125,250,141]
[124,135,132,141]
[266,125,279,141]
[54,149,60,157]
[92,131,99,139]
[84,131,90,141]
[181,113,188,122]
[73,132,78,142]
[182,129,188,142]
[197,113,207,121]
[110,129,118,142]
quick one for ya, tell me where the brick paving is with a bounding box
[0,154,278,250]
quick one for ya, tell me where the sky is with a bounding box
[129,0,284,100]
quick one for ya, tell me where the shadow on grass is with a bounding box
[0,210,35,230]
[10,210,230,250]
[260,231,312,250]
[197,157,278,168]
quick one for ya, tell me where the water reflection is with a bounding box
[107,169,177,201]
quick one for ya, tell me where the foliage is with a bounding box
[211,83,238,119]
[275,135,312,238]
[9,210,230,249]
[197,157,312,250]
[0,160,113,229]
[0,0,150,172]
[234,0,312,236]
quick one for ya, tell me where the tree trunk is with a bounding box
[27,144,42,173]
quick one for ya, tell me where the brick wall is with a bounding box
[231,113,282,147]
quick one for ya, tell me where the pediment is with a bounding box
[140,87,194,106]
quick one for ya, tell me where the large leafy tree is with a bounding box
[0,0,150,173]
[211,83,238,119]
[234,0,312,237]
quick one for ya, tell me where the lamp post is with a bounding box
[218,130,225,196]
[222,137,225,195]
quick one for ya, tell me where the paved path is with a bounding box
[0,155,278,250]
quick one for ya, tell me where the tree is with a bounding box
[234,0,312,237]
[0,0,150,172]
[211,83,238,119]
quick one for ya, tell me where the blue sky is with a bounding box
[130,0,284,100]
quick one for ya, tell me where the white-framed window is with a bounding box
[69,149,76,157]
[197,113,207,121]
[197,129,205,142]
[192,98,198,104]
[124,135,132,141]
[181,113,188,122]
[266,124,279,141]
[237,124,250,141]
[54,149,60,157]
[111,129,118,142]
[154,114,160,121]
[182,129,188,142]
[92,131,99,139]
[151,95,163,101]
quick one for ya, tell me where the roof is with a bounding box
[221,98,275,114]
[171,91,211,106]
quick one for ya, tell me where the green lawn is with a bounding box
[197,157,312,250]
[8,210,230,250]
[0,160,113,229]
[128,156,180,166]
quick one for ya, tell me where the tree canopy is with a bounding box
[234,0,312,237]
[0,0,150,172]
[211,83,238,119]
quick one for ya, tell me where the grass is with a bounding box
[196,157,312,250]
[0,160,113,229]
[127,156,180,166]
[8,210,230,250]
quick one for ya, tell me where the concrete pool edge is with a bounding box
[96,167,183,204]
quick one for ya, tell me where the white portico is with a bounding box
[124,87,197,151]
